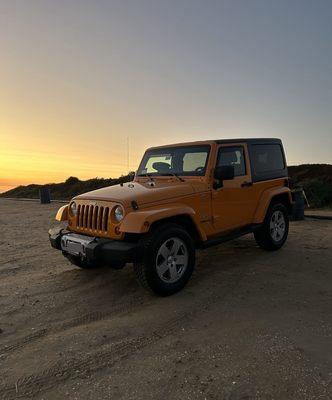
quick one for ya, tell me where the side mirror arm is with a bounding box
[213,180,223,190]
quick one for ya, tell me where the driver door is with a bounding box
[211,143,256,233]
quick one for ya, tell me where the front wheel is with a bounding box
[134,223,195,296]
[254,203,289,251]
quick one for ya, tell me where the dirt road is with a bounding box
[0,199,331,399]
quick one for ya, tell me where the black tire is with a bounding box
[254,203,289,251]
[134,223,195,296]
[63,253,98,269]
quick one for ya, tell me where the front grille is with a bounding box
[76,204,110,233]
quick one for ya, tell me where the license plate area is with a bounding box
[61,234,95,257]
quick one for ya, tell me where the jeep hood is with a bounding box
[74,180,197,208]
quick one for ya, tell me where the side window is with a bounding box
[217,146,246,176]
[182,152,208,172]
[251,144,285,173]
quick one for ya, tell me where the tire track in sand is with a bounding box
[0,269,245,400]
[0,294,146,360]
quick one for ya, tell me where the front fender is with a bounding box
[119,204,206,240]
[55,205,69,221]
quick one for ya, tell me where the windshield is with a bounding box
[137,145,210,177]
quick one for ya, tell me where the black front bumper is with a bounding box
[49,227,143,267]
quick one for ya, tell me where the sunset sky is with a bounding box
[1,0,331,192]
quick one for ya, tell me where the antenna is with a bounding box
[126,136,129,172]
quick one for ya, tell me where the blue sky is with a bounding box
[0,0,331,189]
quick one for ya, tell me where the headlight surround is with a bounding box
[69,201,77,216]
[114,205,124,222]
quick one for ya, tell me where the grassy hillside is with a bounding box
[0,174,135,201]
[1,164,331,207]
[288,164,332,208]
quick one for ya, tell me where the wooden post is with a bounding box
[39,187,51,204]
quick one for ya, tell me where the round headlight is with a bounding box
[114,205,124,222]
[69,201,77,216]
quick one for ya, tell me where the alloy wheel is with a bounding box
[155,237,189,283]
[269,210,286,242]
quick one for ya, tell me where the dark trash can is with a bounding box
[291,188,305,221]
[39,187,51,204]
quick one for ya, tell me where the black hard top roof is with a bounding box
[215,138,282,145]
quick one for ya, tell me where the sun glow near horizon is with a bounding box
[0,134,145,192]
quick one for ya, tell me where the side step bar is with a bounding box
[200,224,262,249]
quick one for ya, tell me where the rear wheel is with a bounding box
[134,223,195,296]
[254,203,289,251]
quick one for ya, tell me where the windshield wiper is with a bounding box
[159,173,185,182]
[137,173,154,182]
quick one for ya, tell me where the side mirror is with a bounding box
[213,165,235,189]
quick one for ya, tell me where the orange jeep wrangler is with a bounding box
[50,139,292,295]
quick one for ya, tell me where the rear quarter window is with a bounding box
[251,144,285,174]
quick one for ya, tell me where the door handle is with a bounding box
[241,181,253,188]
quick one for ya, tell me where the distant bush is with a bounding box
[65,176,80,184]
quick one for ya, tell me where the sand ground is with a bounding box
[0,199,331,400]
